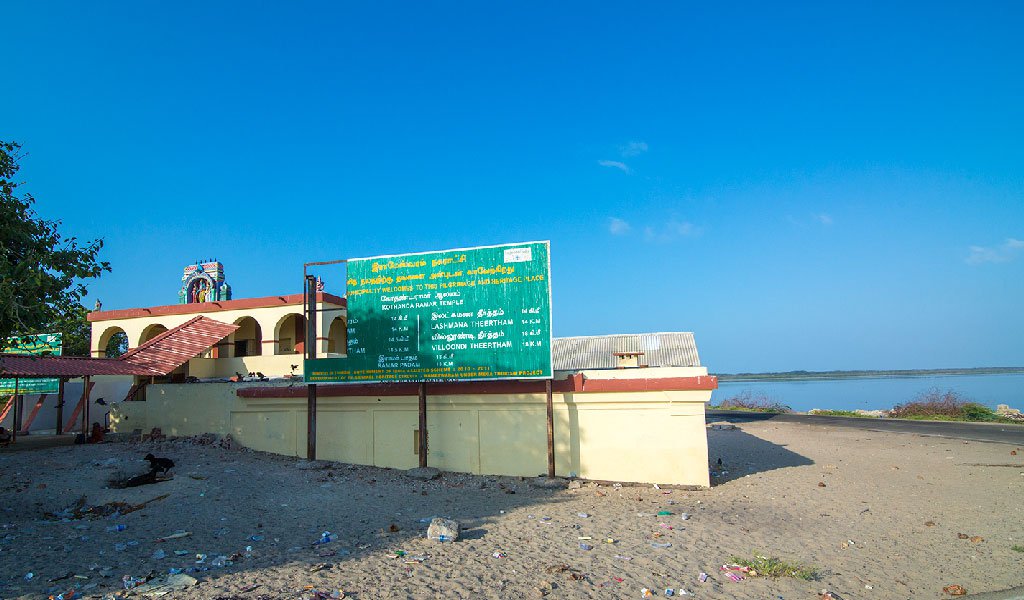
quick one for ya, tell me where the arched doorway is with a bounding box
[327,317,347,355]
[275,313,305,355]
[232,316,263,357]
[138,324,169,346]
[97,326,129,358]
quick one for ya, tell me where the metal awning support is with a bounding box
[55,379,65,435]
[305,274,318,461]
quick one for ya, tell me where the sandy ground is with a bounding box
[1,421,1022,600]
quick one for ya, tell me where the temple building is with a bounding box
[89,260,346,382]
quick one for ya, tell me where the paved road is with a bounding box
[706,410,1024,445]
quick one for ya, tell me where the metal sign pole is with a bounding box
[305,274,318,461]
[418,382,428,468]
[546,379,555,477]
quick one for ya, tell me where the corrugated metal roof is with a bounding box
[552,332,701,370]
[0,354,156,378]
[119,316,238,375]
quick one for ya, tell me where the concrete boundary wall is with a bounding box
[110,368,713,486]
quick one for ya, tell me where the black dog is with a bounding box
[144,453,175,475]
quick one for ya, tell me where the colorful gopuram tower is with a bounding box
[178,259,232,304]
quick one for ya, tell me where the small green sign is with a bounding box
[0,333,62,394]
[306,241,552,383]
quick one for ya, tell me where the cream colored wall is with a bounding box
[109,374,712,486]
[90,301,345,374]
[187,356,303,379]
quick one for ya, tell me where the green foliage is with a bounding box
[0,141,110,343]
[728,553,818,580]
[1012,545,1024,553]
[809,409,873,418]
[104,331,128,358]
[960,402,996,422]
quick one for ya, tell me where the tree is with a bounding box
[0,141,110,344]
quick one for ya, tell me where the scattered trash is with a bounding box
[969,536,984,543]
[195,553,207,564]
[817,482,827,488]
[641,588,654,598]
[314,531,336,545]
[492,551,507,558]
[122,575,146,590]
[680,513,691,520]
[943,585,967,596]
[106,524,128,532]
[657,511,673,516]
[309,562,331,573]
[664,588,674,596]
[614,554,633,560]
[155,530,191,542]
[24,572,34,581]
[698,572,708,583]
[151,549,166,560]
[249,534,265,541]
[651,542,672,548]
[723,572,743,582]
[924,521,936,527]
[211,555,230,567]
[819,591,844,600]
[579,543,593,551]
[577,512,590,518]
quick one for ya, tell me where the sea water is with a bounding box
[713,373,1024,413]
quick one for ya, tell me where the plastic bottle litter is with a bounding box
[680,513,691,521]
[195,554,207,564]
[314,531,335,544]
[698,572,708,583]
[492,551,507,558]
[579,543,593,551]
[106,524,128,532]
[151,549,166,560]
[122,575,145,590]
[657,511,673,516]
[665,589,674,597]
[168,568,183,575]
[249,535,264,541]
[24,572,34,581]
[651,542,672,548]
[211,555,229,568]
[577,512,590,518]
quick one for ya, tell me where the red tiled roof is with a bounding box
[0,354,155,378]
[119,316,238,375]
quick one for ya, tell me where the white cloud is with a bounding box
[966,238,1024,265]
[608,217,631,235]
[643,219,700,242]
[597,159,631,174]
[816,213,834,226]
[620,141,648,157]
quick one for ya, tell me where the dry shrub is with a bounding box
[891,388,995,421]
[718,390,791,413]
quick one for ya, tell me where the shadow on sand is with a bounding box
[706,426,814,484]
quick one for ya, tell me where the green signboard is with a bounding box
[306,241,552,383]
[0,333,62,394]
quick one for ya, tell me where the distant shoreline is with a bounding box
[715,366,1024,382]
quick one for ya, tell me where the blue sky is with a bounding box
[5,2,1022,372]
